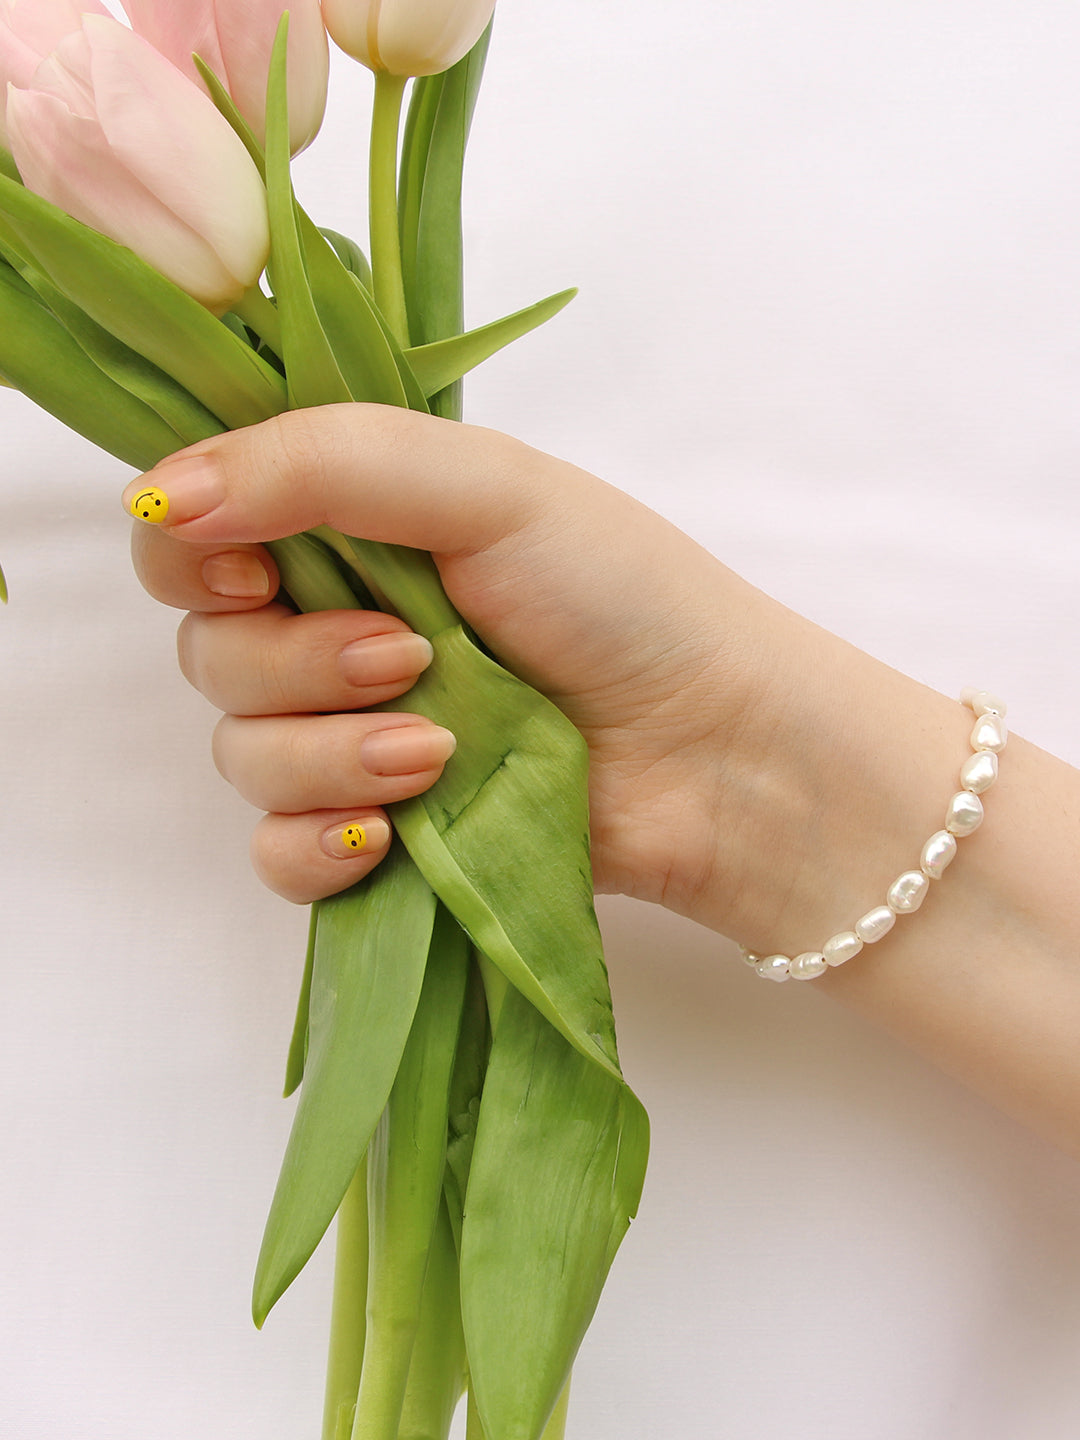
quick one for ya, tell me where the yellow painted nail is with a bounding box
[130,485,169,523]
[322,816,391,860]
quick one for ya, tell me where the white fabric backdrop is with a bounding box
[3,3,1080,1436]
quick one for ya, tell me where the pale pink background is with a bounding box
[3,3,1080,1436]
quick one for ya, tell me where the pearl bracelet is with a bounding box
[740,689,1007,982]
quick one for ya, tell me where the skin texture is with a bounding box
[128,404,1080,1157]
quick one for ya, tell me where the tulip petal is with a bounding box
[379,0,496,77]
[6,86,242,309]
[81,17,268,298]
[119,0,225,84]
[215,0,328,152]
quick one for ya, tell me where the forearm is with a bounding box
[681,596,1080,1155]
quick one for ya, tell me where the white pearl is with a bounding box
[970,712,1007,753]
[960,688,1007,718]
[756,954,791,981]
[823,931,863,966]
[887,870,930,913]
[920,829,957,878]
[945,790,984,836]
[855,905,896,943]
[789,951,827,980]
[960,750,998,794]
[739,946,761,967]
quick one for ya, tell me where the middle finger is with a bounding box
[178,604,436,715]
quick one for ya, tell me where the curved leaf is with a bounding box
[461,988,649,1440]
[252,845,437,1326]
[403,288,576,398]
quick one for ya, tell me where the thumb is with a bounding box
[122,404,553,556]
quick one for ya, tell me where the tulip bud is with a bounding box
[321,0,496,78]
[5,16,269,312]
[121,0,329,156]
[0,0,110,144]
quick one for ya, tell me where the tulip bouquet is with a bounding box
[0,3,649,1439]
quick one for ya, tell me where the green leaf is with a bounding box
[0,259,187,469]
[295,209,411,408]
[403,288,577,398]
[252,844,438,1327]
[3,247,226,445]
[0,559,8,604]
[407,26,492,419]
[319,228,373,292]
[353,904,470,1437]
[461,988,649,1440]
[283,904,318,1098]
[0,148,19,184]
[0,174,287,430]
[443,957,490,1255]
[397,1195,468,1440]
[263,16,352,409]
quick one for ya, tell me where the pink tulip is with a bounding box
[121,0,329,155]
[5,15,270,312]
[0,0,109,144]
[321,0,496,77]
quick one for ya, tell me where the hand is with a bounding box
[127,404,775,920]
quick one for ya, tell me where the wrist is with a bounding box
[661,601,971,952]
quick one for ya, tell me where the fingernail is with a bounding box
[360,724,456,776]
[124,456,225,526]
[322,816,391,859]
[202,551,272,599]
[339,632,434,686]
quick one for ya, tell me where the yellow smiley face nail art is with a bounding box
[130,486,169,523]
[342,824,367,852]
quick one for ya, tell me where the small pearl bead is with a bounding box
[789,951,827,980]
[960,750,998,794]
[756,954,791,982]
[920,830,957,878]
[970,712,1007,754]
[888,870,929,913]
[945,790,984,836]
[855,905,896,943]
[961,688,1007,718]
[739,946,761,967]
[823,931,863,966]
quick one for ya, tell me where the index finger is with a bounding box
[131,518,279,613]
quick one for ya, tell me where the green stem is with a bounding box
[369,71,410,347]
[321,1160,370,1440]
[232,283,282,357]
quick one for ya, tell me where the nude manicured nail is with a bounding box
[339,632,435,685]
[359,724,456,776]
[202,551,271,598]
[322,816,391,859]
[124,456,225,525]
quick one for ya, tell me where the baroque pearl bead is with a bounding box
[756,954,791,982]
[739,947,761,967]
[855,905,896,943]
[960,750,998,794]
[946,790,984,836]
[971,712,1007,753]
[789,951,827,980]
[823,931,863,966]
[960,688,1007,718]
[888,870,929,913]
[920,829,957,878]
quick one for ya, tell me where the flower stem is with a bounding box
[369,71,410,347]
[232,284,282,357]
[321,1160,369,1440]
